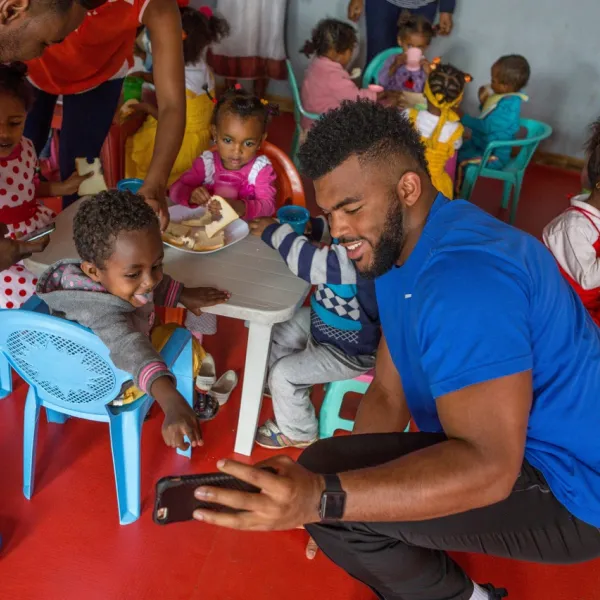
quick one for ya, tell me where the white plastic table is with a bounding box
[24,200,310,456]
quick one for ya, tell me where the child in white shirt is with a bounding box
[543,118,600,326]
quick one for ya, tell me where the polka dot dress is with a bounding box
[0,137,55,309]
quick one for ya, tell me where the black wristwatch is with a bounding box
[319,474,346,521]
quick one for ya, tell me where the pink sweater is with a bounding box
[169,150,277,220]
[300,57,378,130]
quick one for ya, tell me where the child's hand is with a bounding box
[478,85,490,105]
[249,217,278,237]
[389,53,407,75]
[180,286,231,315]
[0,223,50,271]
[162,399,203,451]
[60,170,93,195]
[190,186,212,206]
[378,90,406,108]
[421,58,431,75]
[207,197,222,217]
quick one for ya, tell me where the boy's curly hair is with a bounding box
[495,55,530,92]
[0,62,34,111]
[212,87,279,133]
[586,117,600,189]
[298,99,428,180]
[74,190,159,267]
[300,19,357,58]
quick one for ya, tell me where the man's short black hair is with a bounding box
[298,99,428,181]
[74,190,159,267]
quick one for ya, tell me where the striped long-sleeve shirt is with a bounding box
[262,217,380,357]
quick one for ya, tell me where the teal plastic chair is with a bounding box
[285,59,320,167]
[0,297,195,525]
[319,371,410,438]
[362,47,403,87]
[460,118,553,224]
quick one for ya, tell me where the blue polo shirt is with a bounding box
[375,194,600,527]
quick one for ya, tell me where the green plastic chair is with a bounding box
[460,118,553,224]
[362,47,403,87]
[285,59,320,167]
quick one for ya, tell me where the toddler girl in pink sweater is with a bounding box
[300,19,400,133]
[169,88,278,220]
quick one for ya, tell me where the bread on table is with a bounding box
[162,221,225,252]
[204,196,239,239]
[75,158,108,196]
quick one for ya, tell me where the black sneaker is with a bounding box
[480,584,508,599]
[194,392,220,421]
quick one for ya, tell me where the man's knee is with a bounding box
[298,437,345,472]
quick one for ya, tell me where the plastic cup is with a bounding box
[123,77,144,102]
[405,47,423,72]
[369,84,384,93]
[117,178,144,194]
[277,206,310,235]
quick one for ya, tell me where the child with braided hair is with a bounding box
[300,19,401,135]
[407,61,469,198]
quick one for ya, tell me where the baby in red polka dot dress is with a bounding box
[0,63,91,309]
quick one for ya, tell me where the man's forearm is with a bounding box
[353,380,410,434]
[145,105,185,186]
[338,437,516,522]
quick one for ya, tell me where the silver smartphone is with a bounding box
[20,223,55,243]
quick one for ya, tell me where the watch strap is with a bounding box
[323,473,343,493]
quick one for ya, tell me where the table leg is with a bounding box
[234,322,273,456]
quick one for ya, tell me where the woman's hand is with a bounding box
[192,456,325,531]
[347,0,364,22]
[138,180,169,231]
[180,286,231,315]
[438,12,453,36]
[0,224,49,271]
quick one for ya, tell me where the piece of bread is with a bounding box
[204,196,239,239]
[181,213,213,227]
[191,229,225,252]
[162,222,193,248]
[76,158,108,196]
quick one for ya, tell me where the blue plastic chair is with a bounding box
[286,59,320,167]
[459,118,553,224]
[362,47,403,87]
[0,297,195,525]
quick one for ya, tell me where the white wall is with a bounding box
[201,0,600,157]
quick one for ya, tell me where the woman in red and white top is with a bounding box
[25,0,187,226]
[544,119,600,327]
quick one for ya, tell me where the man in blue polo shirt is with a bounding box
[191,101,600,599]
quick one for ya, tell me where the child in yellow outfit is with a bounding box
[125,6,230,186]
[407,62,470,199]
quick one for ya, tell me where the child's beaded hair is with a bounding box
[0,63,34,111]
[397,11,435,45]
[212,87,279,133]
[180,6,230,66]
[494,55,530,92]
[585,118,600,190]
[74,190,159,268]
[427,62,471,105]
[300,18,357,58]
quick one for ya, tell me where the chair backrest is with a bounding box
[0,306,131,415]
[506,118,553,171]
[259,140,306,208]
[285,59,320,125]
[362,48,404,87]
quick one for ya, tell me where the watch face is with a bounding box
[320,491,346,520]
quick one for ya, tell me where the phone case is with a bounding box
[153,472,263,525]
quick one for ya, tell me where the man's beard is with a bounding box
[358,193,405,280]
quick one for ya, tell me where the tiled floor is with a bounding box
[1,114,598,599]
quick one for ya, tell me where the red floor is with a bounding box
[1,114,598,599]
